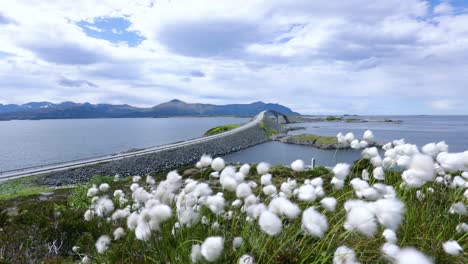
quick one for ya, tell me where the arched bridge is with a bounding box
[264,110,291,124]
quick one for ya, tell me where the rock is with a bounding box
[183,168,199,177]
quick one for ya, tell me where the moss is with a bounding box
[259,121,278,137]
[204,124,241,136]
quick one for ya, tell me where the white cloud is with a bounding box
[0,0,467,114]
[430,99,463,110]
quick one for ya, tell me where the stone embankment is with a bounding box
[37,112,284,186]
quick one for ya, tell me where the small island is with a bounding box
[203,124,241,136]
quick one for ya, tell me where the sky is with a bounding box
[0,0,468,115]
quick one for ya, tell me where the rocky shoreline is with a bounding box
[276,133,382,150]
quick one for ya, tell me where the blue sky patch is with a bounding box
[0,50,13,59]
[77,17,144,47]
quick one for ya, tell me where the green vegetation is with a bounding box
[291,134,338,145]
[259,121,278,137]
[324,116,342,121]
[0,175,70,200]
[204,124,241,136]
[0,161,465,263]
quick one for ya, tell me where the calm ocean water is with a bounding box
[1,116,467,171]
[0,117,249,171]
[223,115,468,166]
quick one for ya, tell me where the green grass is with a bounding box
[291,134,338,145]
[324,116,342,121]
[204,124,242,136]
[259,121,278,137]
[0,163,466,263]
[0,175,70,200]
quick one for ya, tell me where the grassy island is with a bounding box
[204,124,242,136]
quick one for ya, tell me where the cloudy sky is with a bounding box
[1,0,467,115]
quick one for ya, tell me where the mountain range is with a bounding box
[0,99,299,120]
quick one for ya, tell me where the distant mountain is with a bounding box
[0,100,299,120]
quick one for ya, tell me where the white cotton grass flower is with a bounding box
[301,207,328,238]
[87,185,99,197]
[456,222,468,233]
[111,208,130,221]
[132,175,141,182]
[344,205,377,237]
[381,242,400,260]
[297,184,316,202]
[373,167,385,180]
[442,240,463,256]
[350,139,360,149]
[449,202,467,215]
[239,254,255,264]
[130,183,139,192]
[233,237,243,250]
[206,195,225,214]
[333,245,360,264]
[310,177,323,187]
[337,133,347,146]
[146,175,156,185]
[331,177,345,190]
[248,181,258,189]
[401,154,435,188]
[362,169,370,181]
[362,147,379,159]
[95,235,111,254]
[374,198,405,231]
[84,209,94,221]
[416,190,425,201]
[257,162,270,175]
[291,159,305,172]
[113,189,124,198]
[201,236,224,262]
[72,246,80,252]
[94,197,115,217]
[263,185,277,196]
[99,183,110,192]
[236,183,252,198]
[259,211,282,236]
[81,255,90,264]
[332,163,351,181]
[232,199,242,208]
[437,151,468,172]
[359,140,369,149]
[363,130,374,142]
[211,157,226,172]
[320,197,337,212]
[200,154,213,167]
[344,132,355,143]
[383,229,397,243]
[261,174,272,186]
[127,212,139,230]
[239,163,251,176]
[268,197,301,219]
[394,247,433,264]
[113,227,126,240]
[350,178,370,191]
[191,244,202,263]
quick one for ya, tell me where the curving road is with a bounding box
[0,111,267,182]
